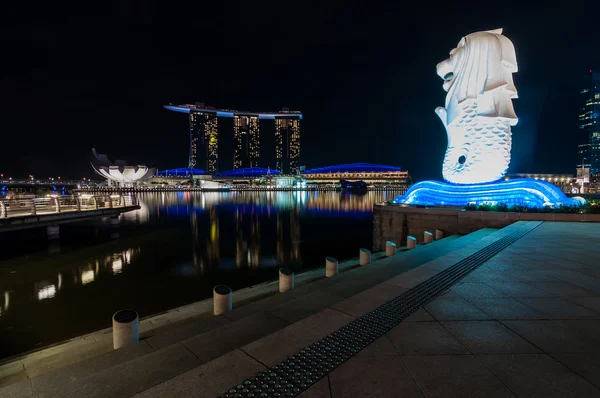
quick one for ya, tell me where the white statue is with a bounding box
[435,28,518,184]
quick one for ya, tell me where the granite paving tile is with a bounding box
[329,356,422,398]
[330,283,406,317]
[385,267,441,289]
[478,353,600,397]
[566,297,600,313]
[450,283,508,299]
[557,320,600,347]
[463,297,547,320]
[242,309,354,367]
[501,320,592,353]
[403,308,436,322]
[402,355,514,397]
[268,290,346,324]
[527,281,599,297]
[144,314,231,350]
[181,311,290,362]
[0,380,33,398]
[30,341,154,395]
[424,297,491,321]
[552,354,600,389]
[134,349,265,398]
[483,281,557,298]
[357,335,398,357]
[442,321,540,354]
[36,343,201,398]
[387,322,468,355]
[516,298,600,319]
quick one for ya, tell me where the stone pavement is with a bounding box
[176,222,600,398]
[2,221,600,397]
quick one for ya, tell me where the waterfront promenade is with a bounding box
[0,195,139,232]
[1,221,600,397]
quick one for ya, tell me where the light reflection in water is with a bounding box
[37,284,56,301]
[1,191,405,358]
[112,258,123,274]
[81,269,95,285]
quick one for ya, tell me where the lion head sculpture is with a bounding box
[435,28,519,128]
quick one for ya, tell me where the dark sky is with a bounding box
[1,1,599,181]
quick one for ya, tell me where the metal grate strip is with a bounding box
[219,221,542,397]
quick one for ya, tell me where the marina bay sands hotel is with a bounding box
[164,103,302,175]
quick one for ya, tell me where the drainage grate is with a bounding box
[219,221,542,397]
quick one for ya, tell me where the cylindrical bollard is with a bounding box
[47,225,60,240]
[424,231,433,244]
[407,236,417,250]
[359,248,371,265]
[386,241,396,257]
[112,309,139,350]
[435,229,444,241]
[213,285,232,315]
[326,257,338,277]
[279,268,294,293]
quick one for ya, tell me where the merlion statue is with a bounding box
[392,28,584,208]
[435,28,518,184]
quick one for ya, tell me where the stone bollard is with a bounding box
[279,268,294,293]
[326,257,338,277]
[385,241,396,257]
[112,309,139,350]
[213,285,232,315]
[47,225,60,240]
[424,231,434,244]
[435,229,444,240]
[407,236,417,250]
[359,248,371,265]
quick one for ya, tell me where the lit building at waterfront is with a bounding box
[301,163,411,186]
[233,115,260,169]
[188,107,218,173]
[578,71,600,177]
[275,109,302,174]
[90,148,154,188]
[164,103,302,174]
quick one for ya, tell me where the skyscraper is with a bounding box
[233,115,260,169]
[189,106,218,174]
[164,104,302,174]
[578,71,600,177]
[275,109,301,174]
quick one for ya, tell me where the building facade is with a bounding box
[275,112,301,174]
[165,103,302,175]
[233,115,260,169]
[578,71,600,177]
[189,109,218,174]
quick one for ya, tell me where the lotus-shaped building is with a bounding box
[90,148,154,187]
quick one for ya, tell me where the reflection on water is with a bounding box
[0,190,399,359]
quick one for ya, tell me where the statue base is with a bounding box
[393,178,585,208]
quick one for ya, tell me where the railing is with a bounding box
[0,194,137,218]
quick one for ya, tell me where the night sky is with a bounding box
[1,1,599,182]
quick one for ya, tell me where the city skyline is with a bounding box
[1,2,600,181]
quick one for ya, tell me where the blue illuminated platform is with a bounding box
[393,179,585,208]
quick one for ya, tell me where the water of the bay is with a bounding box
[0,190,400,359]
